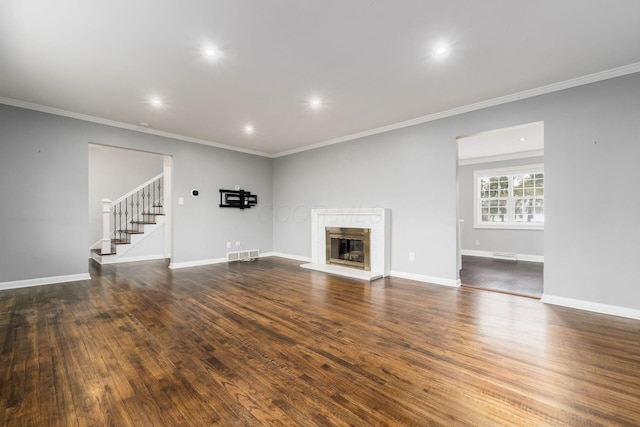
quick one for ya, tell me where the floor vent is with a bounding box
[227,249,260,262]
[492,252,517,261]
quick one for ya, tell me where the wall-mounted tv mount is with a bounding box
[219,189,257,209]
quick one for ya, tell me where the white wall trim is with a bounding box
[266,254,460,286]
[3,63,640,160]
[266,253,460,286]
[461,249,544,263]
[0,96,271,158]
[166,252,312,270]
[168,257,228,269]
[390,270,461,287]
[97,254,168,265]
[0,273,91,291]
[260,252,312,262]
[273,62,640,157]
[541,294,640,320]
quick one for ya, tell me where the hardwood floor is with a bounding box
[1,257,639,426]
[460,255,544,298]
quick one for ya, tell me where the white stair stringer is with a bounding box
[91,216,166,264]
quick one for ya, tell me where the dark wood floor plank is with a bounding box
[1,257,639,426]
[460,255,544,298]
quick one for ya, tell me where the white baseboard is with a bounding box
[260,252,312,262]
[168,257,228,269]
[98,254,168,265]
[166,251,311,270]
[541,294,640,320]
[390,270,461,287]
[461,249,544,263]
[0,273,91,291]
[263,254,459,287]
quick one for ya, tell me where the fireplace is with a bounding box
[325,227,371,271]
[301,208,390,281]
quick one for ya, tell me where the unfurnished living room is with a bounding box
[1,1,640,425]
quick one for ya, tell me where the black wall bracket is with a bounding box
[219,189,257,209]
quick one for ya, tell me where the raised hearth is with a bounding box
[301,208,390,281]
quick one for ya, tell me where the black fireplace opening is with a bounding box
[330,238,365,263]
[325,227,371,271]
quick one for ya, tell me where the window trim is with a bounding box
[473,163,544,230]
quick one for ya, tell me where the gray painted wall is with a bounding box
[273,121,458,281]
[88,144,164,246]
[543,74,640,309]
[274,72,640,310]
[458,156,544,257]
[170,141,273,264]
[2,71,639,312]
[1,107,89,282]
[0,103,273,282]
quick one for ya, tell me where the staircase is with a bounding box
[91,174,166,264]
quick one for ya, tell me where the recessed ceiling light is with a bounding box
[137,121,150,127]
[433,43,450,58]
[150,98,163,108]
[519,137,527,142]
[244,124,254,134]
[309,97,322,109]
[203,46,218,59]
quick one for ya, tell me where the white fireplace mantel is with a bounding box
[301,208,390,281]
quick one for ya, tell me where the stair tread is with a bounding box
[130,221,156,224]
[117,229,144,234]
[142,212,165,216]
[99,252,115,256]
[91,248,107,254]
[91,248,115,256]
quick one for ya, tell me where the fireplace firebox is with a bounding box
[325,227,371,271]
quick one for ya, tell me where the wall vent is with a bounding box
[492,252,517,261]
[227,249,260,262]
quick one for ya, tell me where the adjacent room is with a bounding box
[1,1,640,425]
[457,122,545,298]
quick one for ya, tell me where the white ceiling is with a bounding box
[2,1,640,157]
[458,121,544,164]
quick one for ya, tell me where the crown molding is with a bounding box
[2,62,640,160]
[0,96,272,158]
[273,62,640,158]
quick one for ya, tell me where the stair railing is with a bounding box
[100,173,164,254]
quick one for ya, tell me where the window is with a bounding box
[474,164,544,229]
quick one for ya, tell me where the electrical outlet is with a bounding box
[235,241,241,247]
[409,252,415,261]
[475,240,480,246]
[226,241,231,249]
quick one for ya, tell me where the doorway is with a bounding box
[456,122,544,298]
[88,144,172,262]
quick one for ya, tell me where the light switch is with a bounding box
[178,197,184,205]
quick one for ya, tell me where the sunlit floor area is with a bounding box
[460,255,544,298]
[1,257,638,426]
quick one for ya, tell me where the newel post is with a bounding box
[101,199,112,254]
